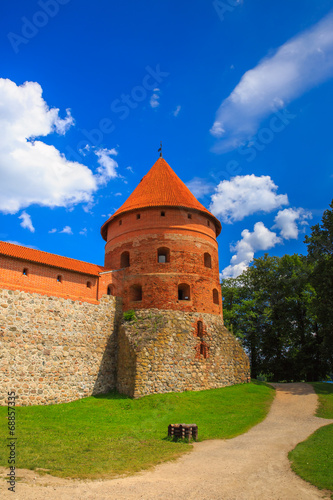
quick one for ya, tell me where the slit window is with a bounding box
[213,288,219,304]
[207,220,210,227]
[200,341,209,359]
[107,284,114,296]
[197,320,204,337]
[204,253,212,268]
[120,251,130,268]
[87,281,92,288]
[119,219,122,226]
[22,268,28,276]
[136,213,141,220]
[178,283,190,301]
[187,213,192,219]
[157,247,170,263]
[57,275,62,283]
[161,211,165,217]
[130,284,142,301]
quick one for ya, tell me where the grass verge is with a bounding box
[289,382,333,494]
[0,381,274,479]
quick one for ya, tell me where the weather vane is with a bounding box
[158,141,162,158]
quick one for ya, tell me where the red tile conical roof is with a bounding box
[101,157,221,239]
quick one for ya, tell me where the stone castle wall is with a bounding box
[117,309,250,398]
[0,288,122,406]
[0,289,250,406]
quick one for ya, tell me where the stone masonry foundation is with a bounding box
[117,309,250,398]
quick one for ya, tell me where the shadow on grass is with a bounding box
[311,382,333,396]
[251,379,272,387]
[92,390,130,401]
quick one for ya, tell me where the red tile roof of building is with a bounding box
[101,157,221,239]
[0,241,104,276]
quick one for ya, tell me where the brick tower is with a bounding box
[101,156,223,315]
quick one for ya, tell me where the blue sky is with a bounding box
[1,0,333,277]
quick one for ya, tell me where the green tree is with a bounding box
[222,253,316,381]
[305,199,333,377]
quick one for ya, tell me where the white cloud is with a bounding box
[186,177,214,199]
[18,211,35,232]
[94,148,118,184]
[48,228,57,234]
[273,207,312,239]
[126,166,134,173]
[79,228,87,236]
[222,222,281,278]
[53,108,75,135]
[0,78,119,214]
[210,12,333,151]
[173,105,181,117]
[60,226,73,234]
[210,174,288,223]
[150,88,160,108]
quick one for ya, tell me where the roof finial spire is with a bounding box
[158,141,162,158]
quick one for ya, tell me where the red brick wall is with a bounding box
[103,207,223,316]
[0,255,99,303]
[105,207,217,247]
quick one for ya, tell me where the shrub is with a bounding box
[123,309,136,322]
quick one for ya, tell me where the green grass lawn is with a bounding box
[289,382,333,494]
[0,381,274,479]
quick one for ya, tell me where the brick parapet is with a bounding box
[0,254,99,303]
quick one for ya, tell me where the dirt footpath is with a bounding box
[1,383,333,499]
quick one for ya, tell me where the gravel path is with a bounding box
[1,383,333,499]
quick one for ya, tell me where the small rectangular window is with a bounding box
[119,220,122,226]
[207,220,210,227]
[187,213,192,219]
[161,211,165,217]
[136,214,141,220]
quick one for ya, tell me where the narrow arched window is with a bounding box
[57,275,62,283]
[23,268,28,276]
[157,247,170,263]
[178,283,190,301]
[130,284,142,301]
[213,288,219,304]
[107,284,114,296]
[204,253,212,268]
[120,251,130,268]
